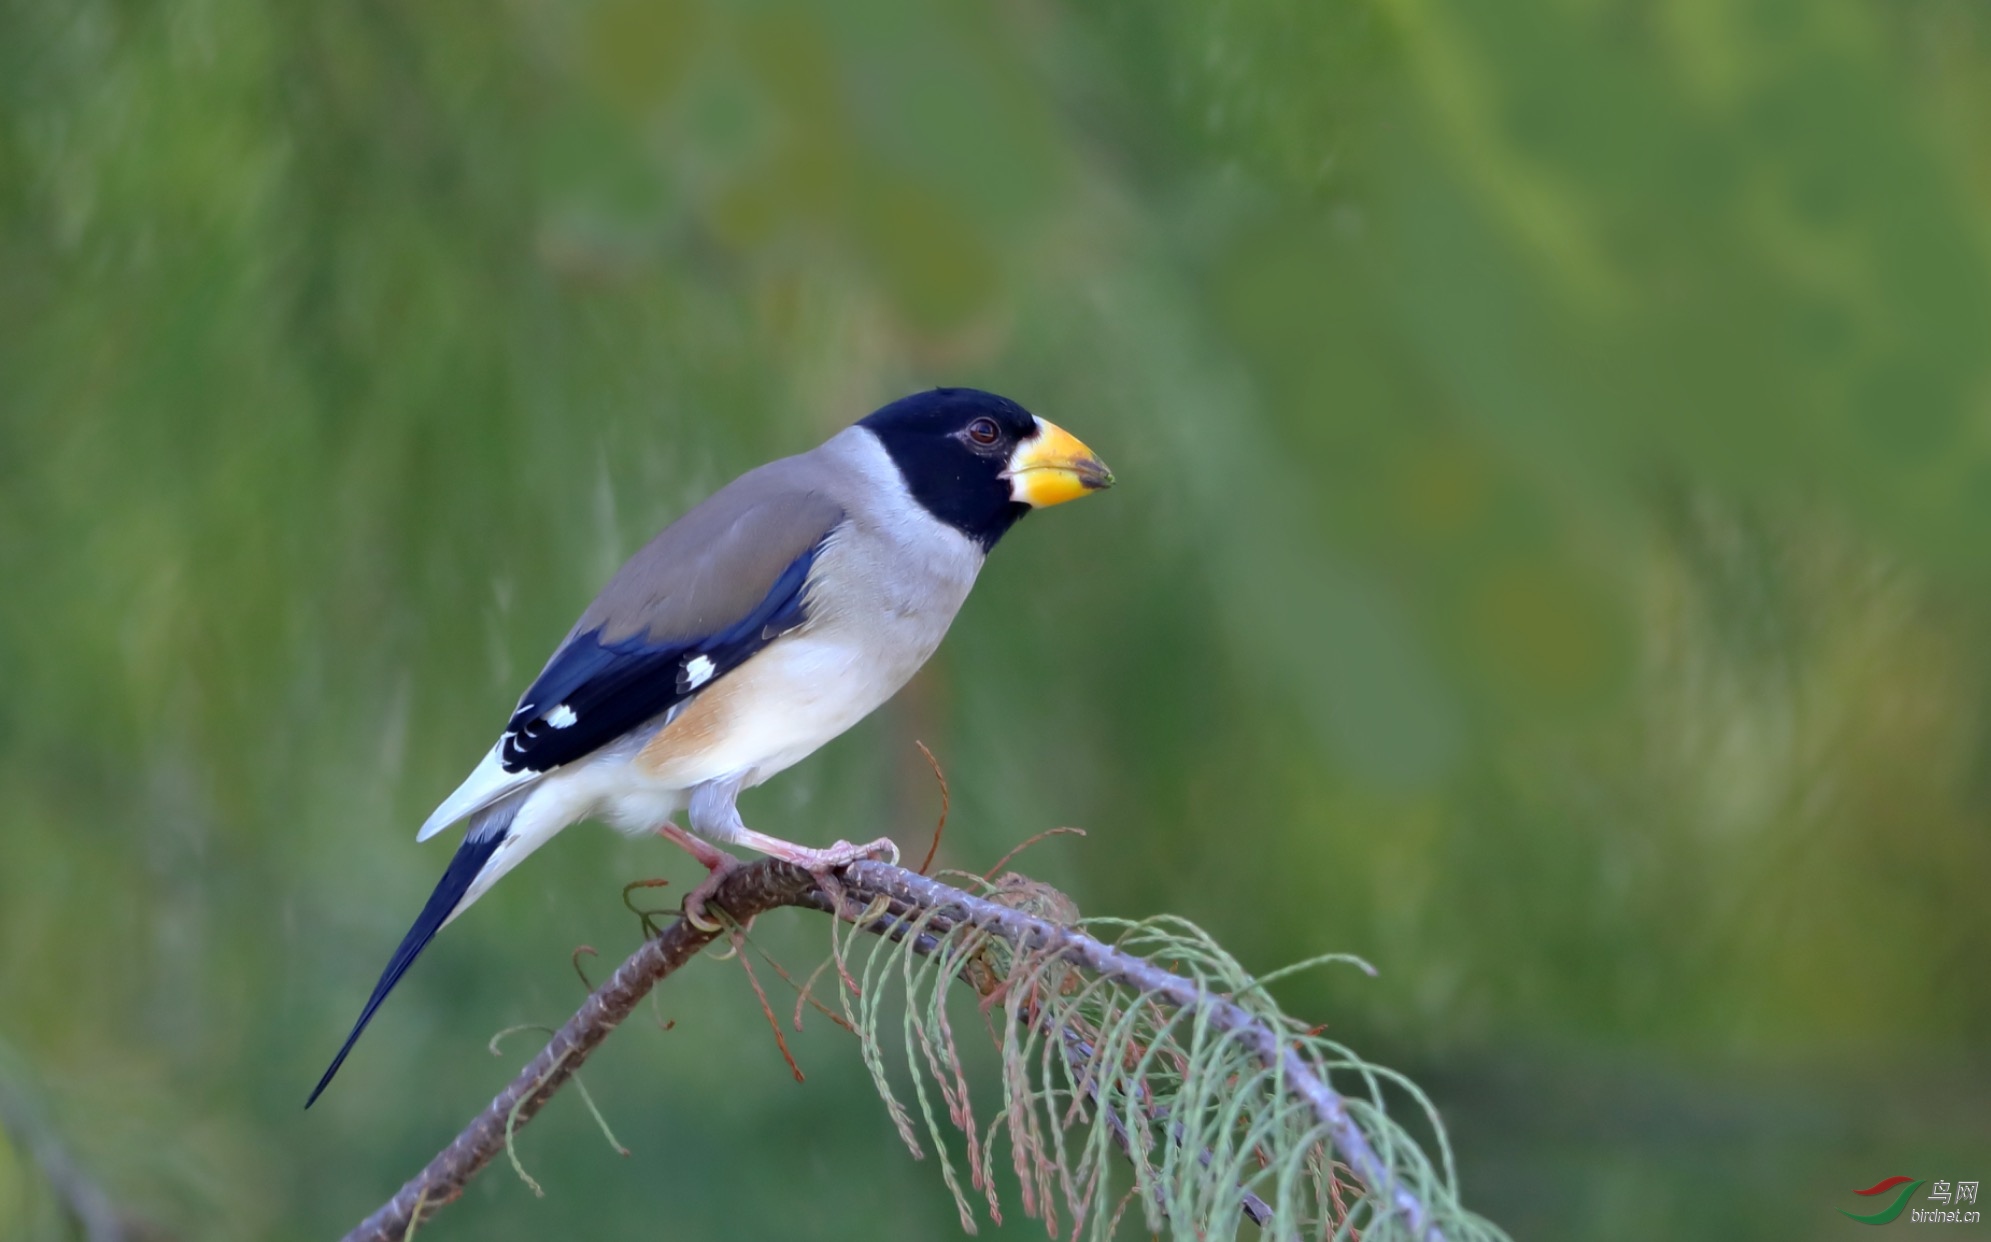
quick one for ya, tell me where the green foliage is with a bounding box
[3,0,1989,1237]
[837,874,1507,1240]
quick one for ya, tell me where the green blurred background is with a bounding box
[3,0,1988,1237]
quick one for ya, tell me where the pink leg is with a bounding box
[683,777,897,873]
[716,829,898,926]
[657,821,735,872]
[659,821,899,931]
[656,822,744,932]
[723,826,900,872]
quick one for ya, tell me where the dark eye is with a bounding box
[966,417,1001,446]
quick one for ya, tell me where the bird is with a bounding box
[307,388,1112,1105]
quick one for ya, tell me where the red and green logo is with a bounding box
[1843,1176,1926,1225]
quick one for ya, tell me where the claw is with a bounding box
[653,821,747,934]
[681,851,745,933]
[684,904,726,935]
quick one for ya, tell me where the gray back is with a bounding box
[572,452,847,646]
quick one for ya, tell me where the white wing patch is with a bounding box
[682,654,716,690]
[546,703,578,729]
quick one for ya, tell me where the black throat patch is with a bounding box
[859,388,1038,550]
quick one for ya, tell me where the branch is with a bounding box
[340,859,820,1242]
[342,858,1461,1242]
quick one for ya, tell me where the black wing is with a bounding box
[498,536,825,773]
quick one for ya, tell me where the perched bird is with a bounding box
[308,388,1111,1105]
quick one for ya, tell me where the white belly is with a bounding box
[584,624,937,833]
[679,630,924,784]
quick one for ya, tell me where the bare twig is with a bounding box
[913,740,951,875]
[340,858,1451,1242]
[981,826,1086,879]
[569,945,598,992]
[341,860,821,1242]
[726,920,807,1082]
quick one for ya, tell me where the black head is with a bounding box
[860,388,1112,550]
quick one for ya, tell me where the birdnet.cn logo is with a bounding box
[1841,1176,1982,1226]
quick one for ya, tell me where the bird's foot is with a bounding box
[657,822,745,933]
[760,836,901,873]
[680,854,746,934]
[667,822,899,931]
[755,837,899,921]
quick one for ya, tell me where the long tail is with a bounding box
[306,801,521,1107]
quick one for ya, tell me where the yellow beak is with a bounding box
[1004,417,1114,508]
